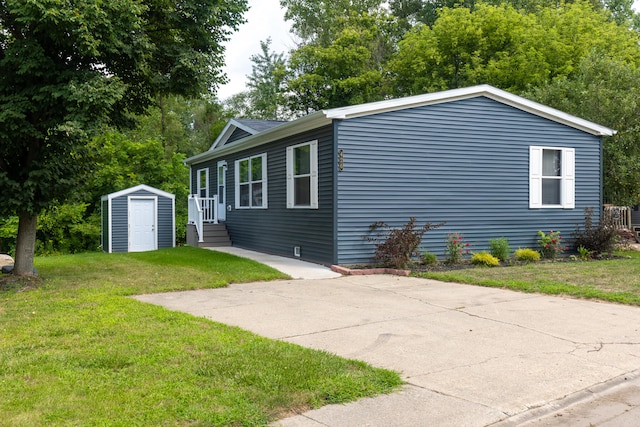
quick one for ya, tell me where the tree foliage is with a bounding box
[525,53,640,206]
[0,0,246,274]
[388,0,637,27]
[286,11,402,112]
[388,2,640,95]
[132,96,230,158]
[280,0,384,44]
[245,39,288,120]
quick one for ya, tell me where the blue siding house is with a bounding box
[184,85,614,265]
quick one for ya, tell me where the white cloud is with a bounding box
[217,0,294,100]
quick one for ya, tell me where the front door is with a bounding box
[217,161,226,221]
[129,198,156,252]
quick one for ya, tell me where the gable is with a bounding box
[208,118,287,151]
[101,184,175,201]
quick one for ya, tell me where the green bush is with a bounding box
[514,248,541,263]
[445,233,470,264]
[36,203,101,255]
[537,230,567,259]
[421,251,438,266]
[577,245,592,260]
[470,251,500,267]
[488,237,511,261]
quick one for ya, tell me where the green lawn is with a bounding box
[0,247,402,426]
[416,250,640,306]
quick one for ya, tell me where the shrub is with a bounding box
[537,230,567,259]
[577,245,592,260]
[368,217,444,269]
[470,251,500,267]
[445,233,470,264]
[488,237,511,261]
[572,207,618,257]
[514,248,541,262]
[421,251,438,266]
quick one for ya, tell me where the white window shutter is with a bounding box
[529,146,542,209]
[234,160,240,209]
[262,154,268,208]
[563,148,575,209]
[286,146,293,208]
[310,140,319,209]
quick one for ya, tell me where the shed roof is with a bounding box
[101,184,175,201]
[185,85,615,165]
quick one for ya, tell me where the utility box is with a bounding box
[101,184,175,253]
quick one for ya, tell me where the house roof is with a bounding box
[185,85,616,165]
[208,118,287,151]
[101,184,175,201]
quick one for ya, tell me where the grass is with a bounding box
[0,247,402,426]
[416,250,640,305]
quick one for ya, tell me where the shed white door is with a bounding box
[129,198,156,252]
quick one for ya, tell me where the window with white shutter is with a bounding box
[530,146,575,209]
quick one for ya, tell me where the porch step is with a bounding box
[199,223,231,247]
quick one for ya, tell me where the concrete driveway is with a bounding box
[134,275,640,426]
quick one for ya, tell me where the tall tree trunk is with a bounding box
[159,94,166,136]
[14,211,37,276]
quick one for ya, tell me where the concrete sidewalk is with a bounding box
[206,246,341,280]
[135,274,640,426]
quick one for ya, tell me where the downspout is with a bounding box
[332,120,339,266]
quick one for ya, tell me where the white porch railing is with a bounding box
[604,205,631,229]
[188,195,218,242]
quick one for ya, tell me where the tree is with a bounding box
[388,2,640,95]
[389,0,474,28]
[388,0,632,28]
[0,0,246,275]
[246,39,288,120]
[286,12,402,113]
[223,91,254,118]
[602,0,637,26]
[525,53,640,206]
[132,95,230,158]
[280,0,383,45]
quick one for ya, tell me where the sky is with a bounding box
[216,0,640,101]
[217,0,293,100]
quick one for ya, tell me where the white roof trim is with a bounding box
[185,111,329,164]
[209,118,262,151]
[101,184,175,201]
[324,85,616,136]
[185,85,615,165]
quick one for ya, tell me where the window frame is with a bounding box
[234,153,268,209]
[196,168,209,198]
[286,140,318,209]
[529,146,575,209]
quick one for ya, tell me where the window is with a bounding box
[217,162,226,206]
[197,168,208,198]
[287,141,318,209]
[529,146,575,209]
[235,154,267,208]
